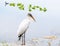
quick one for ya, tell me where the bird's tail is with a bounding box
[18,34,22,41]
[18,37,21,40]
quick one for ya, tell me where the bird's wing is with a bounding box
[17,24,29,37]
[17,19,30,37]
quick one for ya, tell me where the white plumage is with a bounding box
[17,13,35,41]
[17,18,30,37]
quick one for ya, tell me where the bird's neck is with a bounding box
[26,17,33,22]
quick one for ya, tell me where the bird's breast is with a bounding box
[17,19,30,36]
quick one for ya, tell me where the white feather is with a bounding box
[17,17,31,37]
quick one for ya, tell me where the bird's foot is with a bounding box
[21,44,25,45]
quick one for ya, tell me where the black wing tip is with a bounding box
[18,37,21,41]
[18,34,22,41]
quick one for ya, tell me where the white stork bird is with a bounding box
[17,13,35,45]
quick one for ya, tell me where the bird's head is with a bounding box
[27,13,36,22]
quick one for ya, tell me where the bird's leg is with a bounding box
[21,33,25,45]
[24,32,25,45]
[21,35,24,45]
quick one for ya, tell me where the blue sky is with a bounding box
[0,0,60,42]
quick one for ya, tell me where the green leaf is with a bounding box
[9,3,15,7]
[29,4,32,7]
[29,4,32,9]
[36,6,39,8]
[29,9,32,12]
[21,4,24,7]
[22,7,24,10]
[17,3,21,6]
[18,7,24,10]
[39,7,43,11]
[43,8,47,12]
[32,7,35,10]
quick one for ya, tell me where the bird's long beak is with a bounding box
[32,17,36,22]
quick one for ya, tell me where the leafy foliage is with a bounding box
[9,3,15,7]
[9,2,47,12]
[43,8,47,12]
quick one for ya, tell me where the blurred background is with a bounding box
[0,0,60,43]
